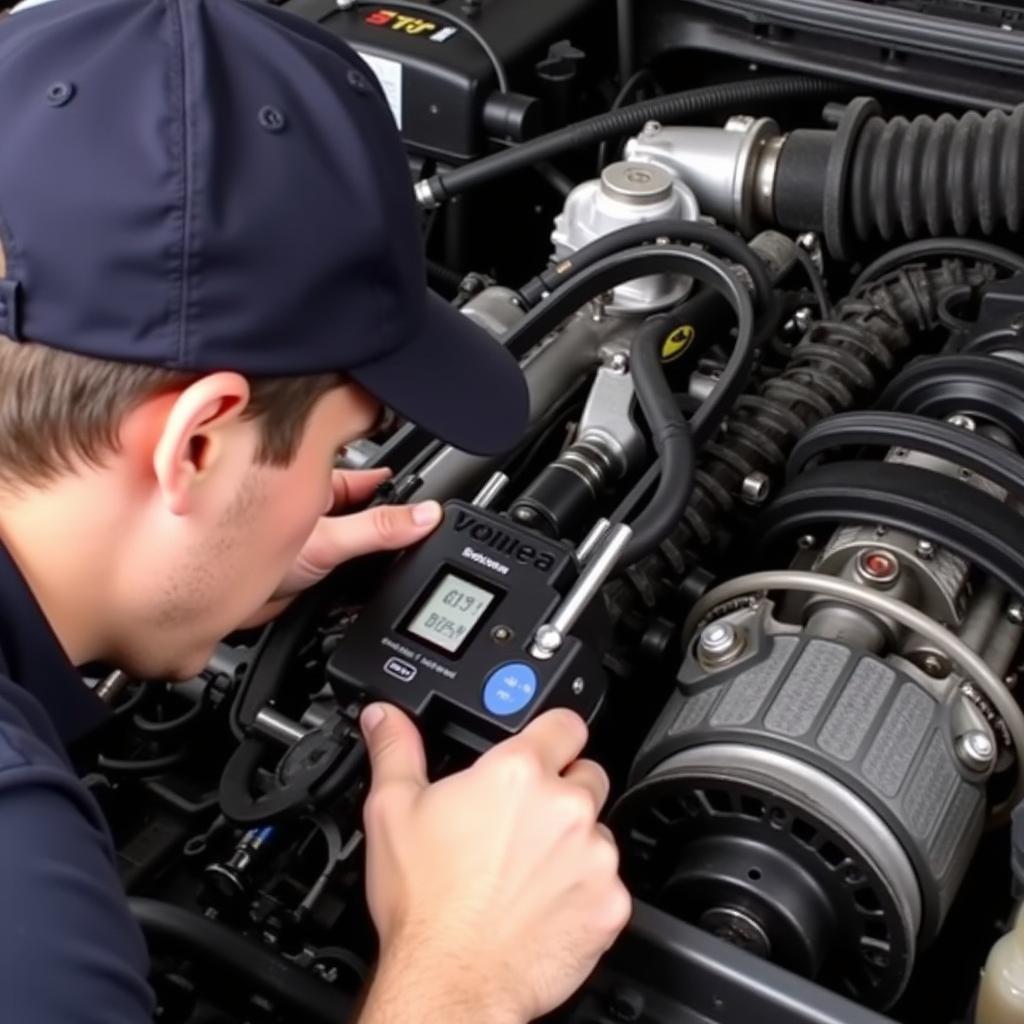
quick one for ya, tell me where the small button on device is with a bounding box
[483,663,538,717]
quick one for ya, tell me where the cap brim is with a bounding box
[348,291,530,456]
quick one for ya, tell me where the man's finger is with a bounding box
[562,758,611,814]
[315,501,443,563]
[330,467,392,511]
[361,703,428,791]
[500,708,589,775]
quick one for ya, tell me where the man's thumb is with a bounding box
[361,703,427,789]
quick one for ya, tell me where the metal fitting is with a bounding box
[856,549,901,586]
[698,621,746,666]
[956,730,996,772]
[740,471,771,505]
[915,539,935,560]
[797,534,817,550]
[793,307,814,333]
[1009,604,1024,625]
[531,624,564,660]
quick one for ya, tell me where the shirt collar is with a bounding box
[0,541,109,743]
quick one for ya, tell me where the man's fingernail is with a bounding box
[361,704,387,733]
[412,500,442,527]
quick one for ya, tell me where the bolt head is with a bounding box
[642,120,661,136]
[698,621,744,664]
[571,677,585,695]
[608,352,629,373]
[797,534,817,550]
[1009,605,1024,625]
[957,730,996,770]
[915,539,935,560]
[794,308,814,332]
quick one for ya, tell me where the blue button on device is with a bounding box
[483,663,538,716]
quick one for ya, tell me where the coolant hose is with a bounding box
[415,76,837,208]
[130,898,354,1024]
[620,313,695,567]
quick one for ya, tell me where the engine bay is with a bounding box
[77,2,1024,1021]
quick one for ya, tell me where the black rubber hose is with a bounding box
[518,218,776,314]
[416,76,836,207]
[622,314,695,567]
[849,106,1024,242]
[130,898,354,1024]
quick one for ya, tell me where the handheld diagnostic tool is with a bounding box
[327,500,614,743]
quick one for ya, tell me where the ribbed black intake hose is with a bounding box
[131,898,354,1024]
[416,76,836,207]
[775,101,1024,256]
[604,259,1000,620]
[850,106,1024,243]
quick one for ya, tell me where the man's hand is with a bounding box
[357,704,632,1024]
[247,469,442,625]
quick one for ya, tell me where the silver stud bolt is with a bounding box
[698,621,745,665]
[916,539,935,560]
[956,730,996,772]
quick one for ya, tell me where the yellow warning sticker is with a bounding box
[661,325,695,363]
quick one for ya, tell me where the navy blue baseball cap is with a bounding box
[0,0,528,456]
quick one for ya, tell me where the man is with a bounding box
[0,0,632,1021]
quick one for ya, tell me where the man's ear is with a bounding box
[147,372,252,516]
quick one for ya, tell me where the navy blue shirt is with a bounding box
[0,543,155,1020]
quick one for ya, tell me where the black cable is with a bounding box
[616,0,636,84]
[518,218,776,315]
[417,76,838,208]
[332,1,509,93]
[596,68,655,173]
[130,899,353,1024]
[97,750,187,776]
[852,237,1024,291]
[621,314,695,567]
[791,244,833,318]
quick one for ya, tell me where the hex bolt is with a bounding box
[1009,604,1024,626]
[947,413,977,432]
[571,677,585,695]
[797,534,817,550]
[856,549,900,585]
[698,621,745,665]
[921,653,950,678]
[956,730,996,771]
[741,471,771,505]
[608,351,629,373]
[916,539,935,560]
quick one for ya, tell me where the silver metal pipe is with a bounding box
[471,472,510,509]
[576,518,611,564]
[532,523,633,659]
[253,707,310,747]
[685,570,1024,812]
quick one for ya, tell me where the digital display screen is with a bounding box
[404,572,497,655]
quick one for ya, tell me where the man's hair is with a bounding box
[0,335,342,489]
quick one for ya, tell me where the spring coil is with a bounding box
[606,259,1000,624]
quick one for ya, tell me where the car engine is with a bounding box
[74,2,1024,1022]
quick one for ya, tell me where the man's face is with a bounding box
[113,381,381,679]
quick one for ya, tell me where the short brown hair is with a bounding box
[0,334,342,489]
